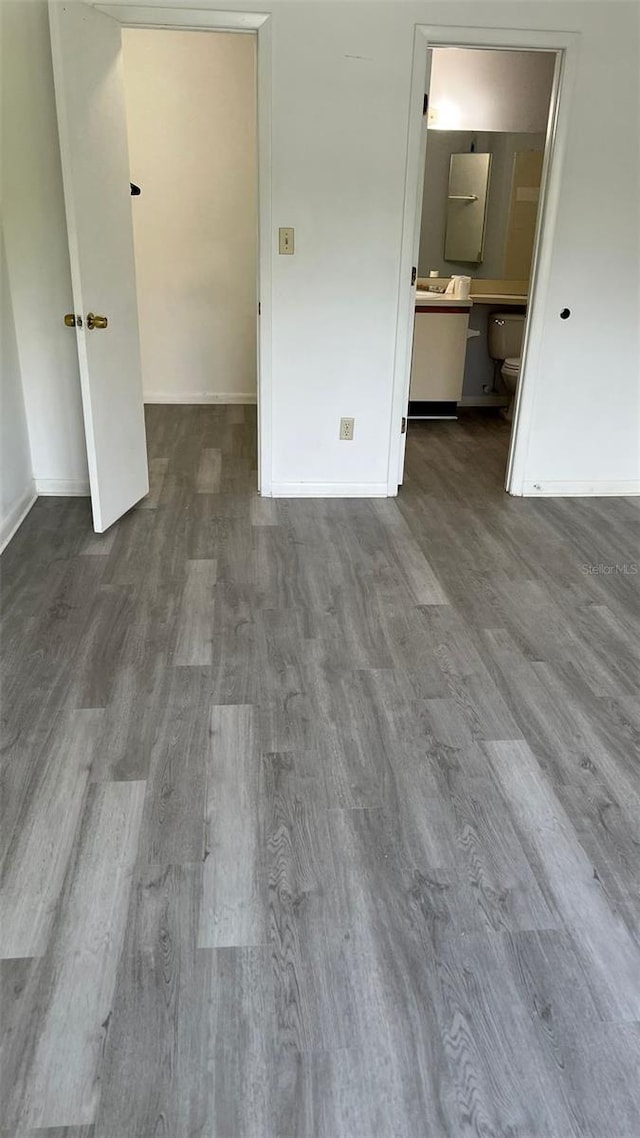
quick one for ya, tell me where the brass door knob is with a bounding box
[64,313,82,328]
[86,312,108,330]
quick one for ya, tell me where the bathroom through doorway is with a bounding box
[390,27,576,499]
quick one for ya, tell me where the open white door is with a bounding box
[398,49,431,484]
[49,1,148,532]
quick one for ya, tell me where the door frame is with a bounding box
[94,2,273,495]
[387,24,580,496]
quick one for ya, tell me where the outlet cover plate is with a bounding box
[279,227,294,255]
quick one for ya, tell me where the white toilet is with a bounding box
[488,313,525,421]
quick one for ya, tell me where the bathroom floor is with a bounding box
[404,406,513,501]
[2,404,640,1136]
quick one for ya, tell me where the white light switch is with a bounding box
[279,227,294,255]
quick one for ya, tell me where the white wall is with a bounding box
[1,230,35,550]
[121,29,257,404]
[1,0,88,496]
[429,47,556,132]
[266,2,639,494]
[4,0,639,498]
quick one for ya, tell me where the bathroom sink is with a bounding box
[415,290,472,306]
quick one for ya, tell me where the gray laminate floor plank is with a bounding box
[94,862,205,1138]
[372,496,450,604]
[484,739,640,1022]
[137,666,213,865]
[135,455,169,510]
[80,526,118,557]
[1,781,145,1131]
[548,1021,640,1138]
[324,806,452,1137]
[198,704,266,948]
[426,926,586,1138]
[1,556,105,713]
[173,559,217,666]
[99,894,274,1138]
[0,710,103,959]
[2,407,639,1136]
[503,931,640,1137]
[207,945,274,1138]
[265,751,354,1053]
[0,1128,95,1137]
[71,585,135,709]
[250,493,279,527]
[207,576,259,705]
[196,447,222,494]
[87,662,163,782]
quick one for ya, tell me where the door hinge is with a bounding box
[258,301,261,315]
[401,416,407,434]
[423,93,428,116]
[411,266,417,287]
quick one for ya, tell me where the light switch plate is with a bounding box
[279,227,294,255]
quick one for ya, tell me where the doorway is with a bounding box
[389,26,578,497]
[405,46,556,494]
[121,29,258,410]
[49,4,273,533]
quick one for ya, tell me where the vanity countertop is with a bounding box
[415,289,527,307]
[415,290,472,308]
[416,277,528,306]
[470,292,528,304]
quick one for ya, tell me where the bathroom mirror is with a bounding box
[443,152,492,264]
[418,131,547,280]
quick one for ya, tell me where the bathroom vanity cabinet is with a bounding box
[409,296,471,418]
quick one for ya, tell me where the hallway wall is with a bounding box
[122,29,257,404]
[1,231,35,550]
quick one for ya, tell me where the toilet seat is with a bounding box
[502,357,521,374]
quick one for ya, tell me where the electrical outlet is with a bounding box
[339,417,355,441]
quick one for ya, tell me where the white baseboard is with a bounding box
[459,395,509,407]
[269,481,389,498]
[35,478,90,496]
[521,479,640,497]
[1,486,37,553]
[144,392,257,405]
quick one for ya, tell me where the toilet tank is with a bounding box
[488,313,525,360]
